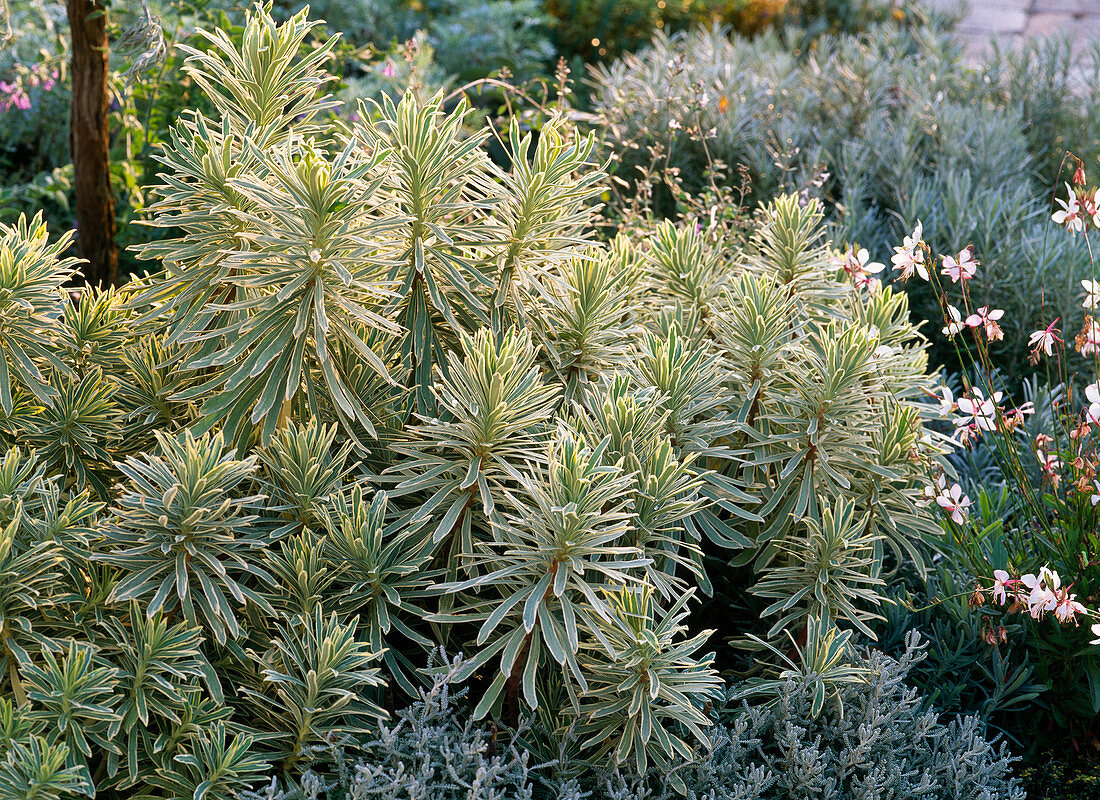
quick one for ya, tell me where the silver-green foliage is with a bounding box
[605,633,1024,800]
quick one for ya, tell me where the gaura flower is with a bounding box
[1053,183,1085,233]
[1021,567,1060,619]
[1082,280,1100,310]
[1028,319,1062,357]
[1086,382,1100,426]
[838,246,885,290]
[942,305,966,337]
[1076,317,1100,356]
[917,474,946,508]
[992,569,1013,605]
[956,388,1001,432]
[964,306,1004,341]
[1091,623,1100,645]
[891,220,927,281]
[941,248,978,283]
[935,482,971,524]
[936,386,956,416]
[1037,449,1062,483]
[1054,592,1087,624]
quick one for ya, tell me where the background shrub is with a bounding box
[591,18,1100,386]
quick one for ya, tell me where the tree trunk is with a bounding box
[67,0,118,287]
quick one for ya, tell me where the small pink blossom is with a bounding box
[1054,592,1087,624]
[964,306,1004,341]
[941,248,978,283]
[837,246,884,290]
[935,482,971,524]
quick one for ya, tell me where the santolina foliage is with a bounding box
[0,5,994,798]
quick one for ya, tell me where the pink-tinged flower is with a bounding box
[1021,567,1061,618]
[936,386,956,416]
[992,569,1013,606]
[1086,382,1100,426]
[1028,319,1062,357]
[935,482,971,524]
[381,59,397,78]
[942,305,966,337]
[956,388,1001,432]
[1087,188,1100,228]
[1002,402,1035,432]
[1082,280,1100,310]
[1054,592,1087,624]
[964,306,1004,341]
[1037,449,1062,482]
[891,220,928,281]
[941,248,978,283]
[917,474,946,508]
[1077,317,1100,356]
[1053,183,1085,233]
[838,246,884,290]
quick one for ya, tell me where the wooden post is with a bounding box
[67,0,118,287]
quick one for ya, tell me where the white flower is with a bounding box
[936,386,956,417]
[1028,320,1062,357]
[1084,279,1100,310]
[935,482,971,525]
[917,474,946,508]
[839,246,884,290]
[1091,623,1100,645]
[955,388,1001,432]
[1086,382,1100,426]
[1021,567,1061,619]
[1052,183,1084,233]
[891,220,927,281]
[992,569,1012,606]
[941,248,978,283]
[942,305,966,337]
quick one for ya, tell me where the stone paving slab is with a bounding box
[926,0,1099,88]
